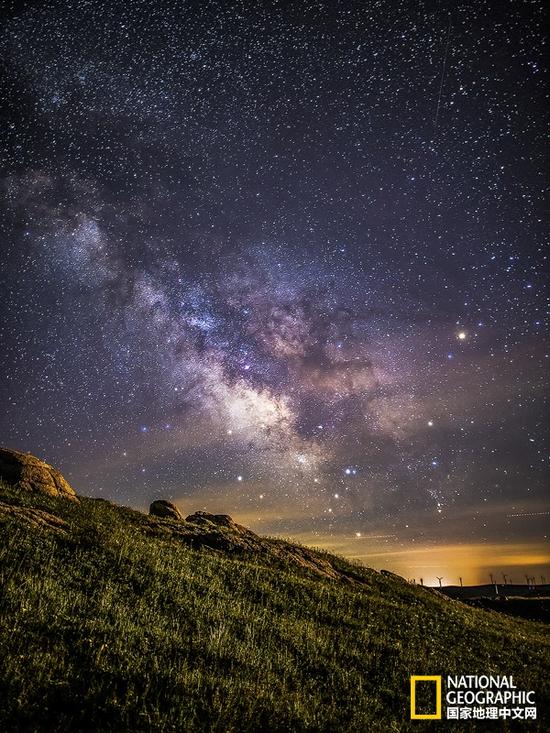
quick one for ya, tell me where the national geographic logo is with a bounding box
[410,675,537,722]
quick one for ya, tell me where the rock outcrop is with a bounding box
[182,511,343,579]
[149,499,183,520]
[0,500,69,533]
[0,447,78,501]
[185,510,250,534]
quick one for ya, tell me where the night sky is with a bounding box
[1,0,548,584]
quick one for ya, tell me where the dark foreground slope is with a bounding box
[0,480,548,733]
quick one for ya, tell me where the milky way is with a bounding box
[1,1,548,583]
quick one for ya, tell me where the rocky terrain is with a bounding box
[0,447,78,500]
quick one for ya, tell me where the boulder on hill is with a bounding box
[0,447,78,501]
[149,500,183,520]
[185,510,250,534]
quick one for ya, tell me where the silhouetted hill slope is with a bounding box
[0,475,548,732]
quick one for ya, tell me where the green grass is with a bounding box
[0,480,548,732]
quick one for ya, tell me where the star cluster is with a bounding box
[0,0,548,583]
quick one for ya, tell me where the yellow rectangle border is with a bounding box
[410,675,442,720]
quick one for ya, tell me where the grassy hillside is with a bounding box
[0,480,548,732]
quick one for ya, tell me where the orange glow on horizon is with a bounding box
[281,536,550,587]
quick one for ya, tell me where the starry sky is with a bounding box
[1,0,548,584]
